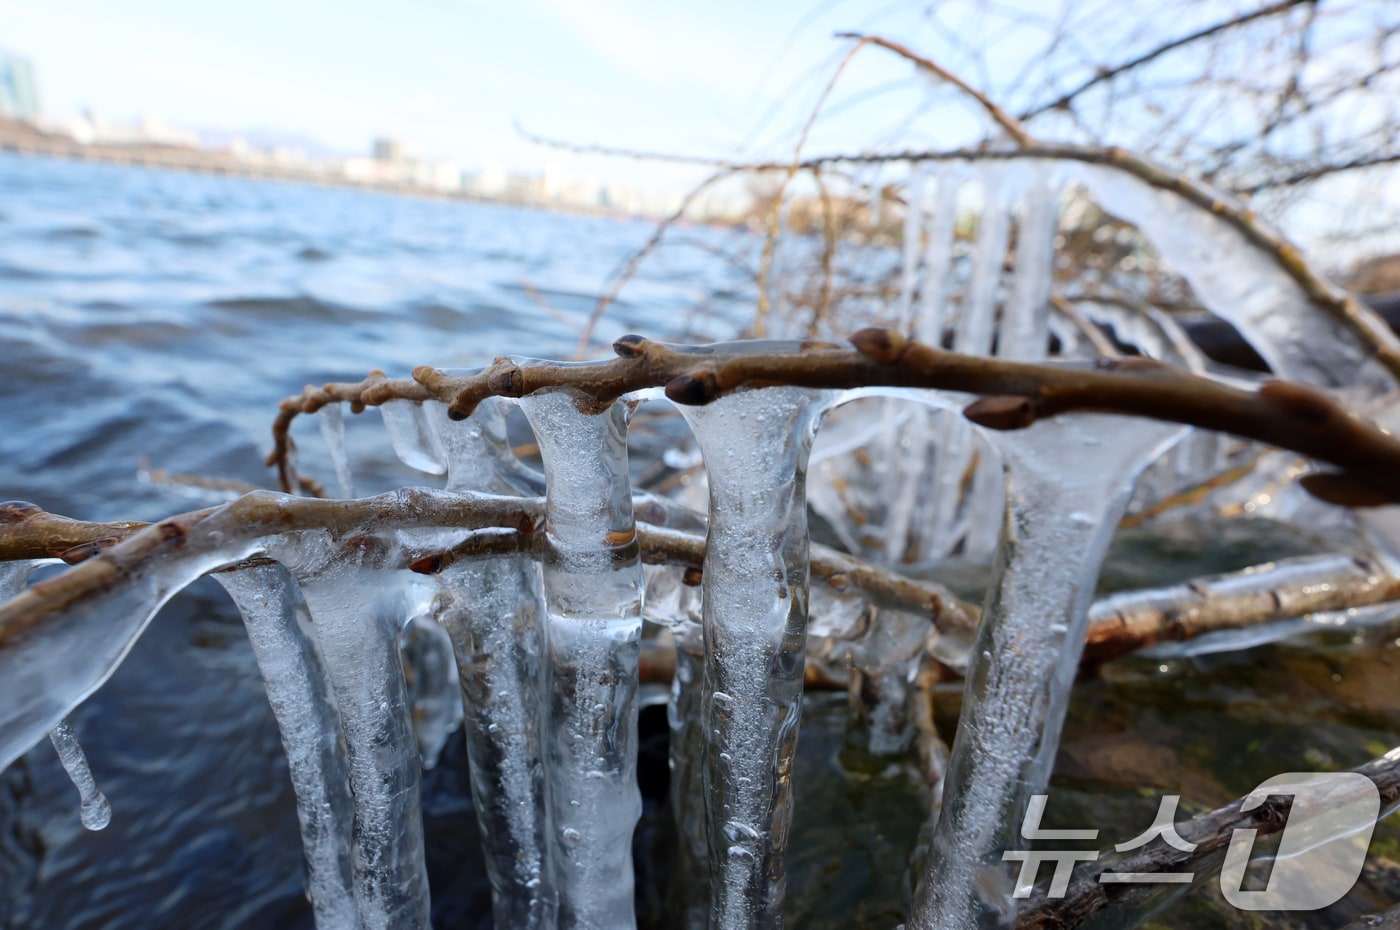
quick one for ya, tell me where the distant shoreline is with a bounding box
[0,118,664,222]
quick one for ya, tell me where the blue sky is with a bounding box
[1,0,968,188]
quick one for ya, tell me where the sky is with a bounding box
[0,0,964,190]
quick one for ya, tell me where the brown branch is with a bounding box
[1018,0,1317,121]
[1016,747,1400,929]
[6,500,1398,674]
[837,32,1033,147]
[0,489,540,646]
[0,497,980,646]
[271,331,1400,507]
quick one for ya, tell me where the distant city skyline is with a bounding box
[0,0,961,196]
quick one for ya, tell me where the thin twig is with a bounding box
[837,32,1033,146]
[1018,0,1316,121]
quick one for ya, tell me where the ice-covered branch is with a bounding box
[0,498,977,640]
[5,499,1397,681]
[270,331,1400,505]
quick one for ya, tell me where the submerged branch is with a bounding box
[1016,747,1400,929]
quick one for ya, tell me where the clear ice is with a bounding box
[319,403,357,499]
[679,382,834,930]
[48,717,112,831]
[519,387,644,930]
[215,564,361,930]
[269,538,434,930]
[431,396,557,929]
[909,414,1184,930]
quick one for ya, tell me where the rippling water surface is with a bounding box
[0,154,752,929]
[2,154,1398,930]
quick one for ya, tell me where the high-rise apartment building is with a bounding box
[0,51,39,122]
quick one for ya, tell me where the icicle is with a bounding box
[915,168,961,346]
[956,164,1012,357]
[215,564,361,930]
[273,540,434,930]
[430,396,545,498]
[47,718,111,830]
[400,614,462,770]
[866,166,885,230]
[678,383,835,930]
[319,404,356,499]
[668,621,709,930]
[897,165,927,328]
[999,163,1056,362]
[846,608,928,757]
[437,553,555,928]
[518,388,644,930]
[381,400,448,475]
[430,396,557,929]
[910,414,1183,930]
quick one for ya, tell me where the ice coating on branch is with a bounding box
[381,399,448,475]
[215,564,361,930]
[271,540,434,930]
[431,395,556,929]
[0,559,43,601]
[519,388,643,930]
[319,403,356,499]
[0,510,265,773]
[1071,162,1399,390]
[399,614,461,770]
[48,718,111,831]
[911,414,1183,930]
[679,384,835,930]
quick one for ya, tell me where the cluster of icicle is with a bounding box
[2,152,1398,930]
[778,158,1397,568]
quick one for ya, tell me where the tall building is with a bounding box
[0,51,39,122]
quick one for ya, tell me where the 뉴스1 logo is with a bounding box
[1004,771,1382,910]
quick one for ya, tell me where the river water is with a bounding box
[0,153,1397,930]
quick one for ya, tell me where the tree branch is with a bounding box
[836,32,1033,146]
[1018,0,1317,121]
[270,331,1400,507]
[1016,747,1400,929]
[5,500,1397,675]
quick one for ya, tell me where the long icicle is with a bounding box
[216,564,361,930]
[518,387,644,930]
[431,396,557,929]
[679,383,834,930]
[909,414,1183,930]
[276,542,434,930]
